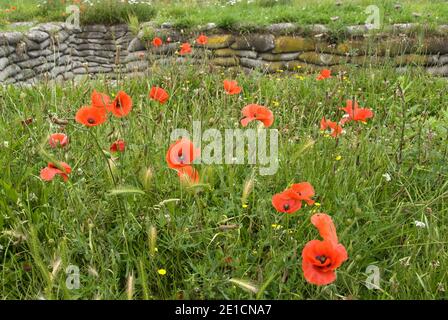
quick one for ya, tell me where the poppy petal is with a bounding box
[272,190,302,213]
[311,213,339,244]
[108,91,133,117]
[75,106,107,127]
[40,167,60,181]
[240,117,254,127]
[302,258,337,286]
[91,90,111,109]
[177,165,199,184]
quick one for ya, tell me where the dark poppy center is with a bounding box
[316,255,327,264]
[116,99,122,109]
[177,149,185,161]
[283,203,290,210]
[87,117,96,124]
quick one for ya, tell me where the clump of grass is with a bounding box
[172,16,195,29]
[0,0,156,27]
[79,0,156,26]
[257,0,293,7]
[127,14,140,35]
[216,14,239,30]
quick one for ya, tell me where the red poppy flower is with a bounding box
[272,189,303,214]
[179,43,192,55]
[177,165,199,185]
[110,140,125,153]
[302,213,348,286]
[107,91,133,118]
[75,106,107,127]
[320,117,343,138]
[340,100,374,123]
[166,138,200,169]
[40,162,72,182]
[223,80,242,95]
[49,133,69,148]
[291,182,315,206]
[91,90,111,110]
[152,37,163,47]
[240,104,274,128]
[302,239,348,286]
[316,69,332,80]
[196,34,208,45]
[149,86,170,104]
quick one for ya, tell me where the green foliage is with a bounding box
[0,0,156,27]
[79,0,156,26]
[127,14,140,35]
[216,14,239,30]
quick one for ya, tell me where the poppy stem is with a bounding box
[355,125,361,167]
[88,131,134,255]
[89,130,117,187]
[352,95,361,166]
[396,84,406,166]
[193,191,204,224]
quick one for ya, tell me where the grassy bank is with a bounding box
[0,0,447,31]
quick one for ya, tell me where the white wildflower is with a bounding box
[414,220,426,228]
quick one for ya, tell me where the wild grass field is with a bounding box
[0,57,447,299]
[1,0,448,30]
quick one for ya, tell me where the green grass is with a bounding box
[1,0,447,31]
[0,0,157,28]
[0,58,447,299]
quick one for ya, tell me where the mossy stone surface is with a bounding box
[299,52,349,66]
[272,36,315,53]
[211,57,239,66]
[206,35,235,49]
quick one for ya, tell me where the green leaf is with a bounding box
[0,179,19,203]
